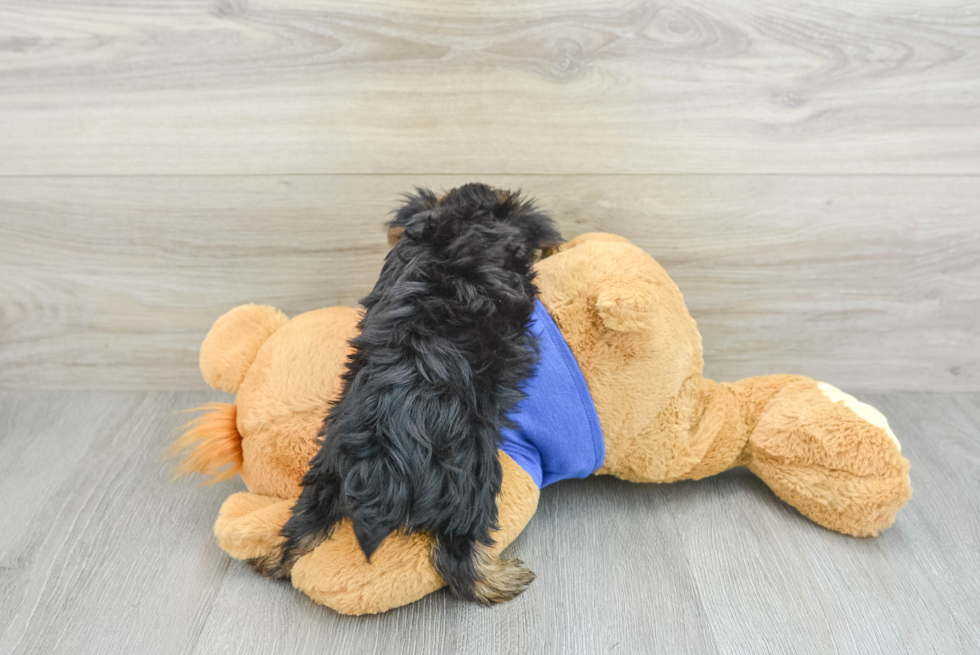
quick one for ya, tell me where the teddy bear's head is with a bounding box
[531,233,705,450]
[198,304,361,498]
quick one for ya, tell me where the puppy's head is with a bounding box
[387,184,562,261]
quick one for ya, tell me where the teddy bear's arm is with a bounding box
[212,451,540,615]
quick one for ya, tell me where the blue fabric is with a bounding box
[500,300,605,488]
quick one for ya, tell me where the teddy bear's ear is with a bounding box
[594,276,658,333]
[199,305,289,393]
[562,233,633,251]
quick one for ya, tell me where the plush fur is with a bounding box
[250,184,561,604]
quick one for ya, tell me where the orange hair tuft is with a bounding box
[168,403,243,483]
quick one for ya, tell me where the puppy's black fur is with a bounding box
[252,183,561,604]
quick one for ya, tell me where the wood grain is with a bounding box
[1,391,978,654]
[0,0,978,175]
[1,175,977,391]
[0,391,234,655]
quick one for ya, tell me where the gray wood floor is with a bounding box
[1,391,977,655]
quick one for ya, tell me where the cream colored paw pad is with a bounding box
[817,382,901,452]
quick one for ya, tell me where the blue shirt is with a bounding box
[500,300,605,488]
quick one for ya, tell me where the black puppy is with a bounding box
[252,183,561,604]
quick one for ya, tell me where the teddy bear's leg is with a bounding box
[290,451,540,615]
[728,376,912,537]
[212,453,540,615]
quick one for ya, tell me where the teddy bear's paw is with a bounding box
[745,379,911,537]
[213,492,293,560]
[817,382,902,453]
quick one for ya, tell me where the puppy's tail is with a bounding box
[168,402,243,483]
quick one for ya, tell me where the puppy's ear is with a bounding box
[538,237,563,260]
[387,187,438,248]
[527,209,562,259]
[501,190,563,259]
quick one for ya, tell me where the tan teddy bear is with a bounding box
[172,232,911,615]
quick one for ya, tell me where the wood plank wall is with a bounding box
[1,1,978,391]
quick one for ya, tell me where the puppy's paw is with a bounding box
[246,543,294,581]
[470,554,536,605]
